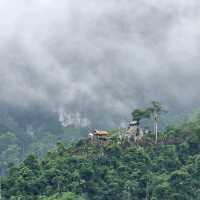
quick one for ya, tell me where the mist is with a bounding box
[0,0,200,127]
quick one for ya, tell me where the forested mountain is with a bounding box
[2,112,200,200]
[1,0,200,199]
[0,104,88,175]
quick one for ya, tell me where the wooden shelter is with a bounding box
[93,130,109,137]
[88,130,109,144]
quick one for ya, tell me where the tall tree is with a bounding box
[132,108,151,124]
[149,101,166,144]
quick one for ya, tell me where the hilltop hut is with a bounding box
[88,130,109,144]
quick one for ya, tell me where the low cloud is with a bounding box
[0,0,200,127]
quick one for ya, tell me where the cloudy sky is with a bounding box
[0,0,200,126]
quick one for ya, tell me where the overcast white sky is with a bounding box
[0,0,200,126]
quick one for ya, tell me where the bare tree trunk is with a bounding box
[155,122,158,144]
[153,113,159,144]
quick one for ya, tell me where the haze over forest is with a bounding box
[0,0,200,127]
[2,1,200,200]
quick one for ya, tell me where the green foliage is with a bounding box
[131,101,166,122]
[3,112,200,200]
[39,192,85,200]
[0,105,91,175]
[151,101,166,115]
[0,126,86,175]
[132,109,151,121]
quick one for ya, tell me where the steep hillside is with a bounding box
[2,116,200,200]
[0,104,91,175]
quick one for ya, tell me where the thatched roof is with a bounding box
[94,130,109,136]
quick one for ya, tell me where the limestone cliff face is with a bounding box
[125,121,144,142]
